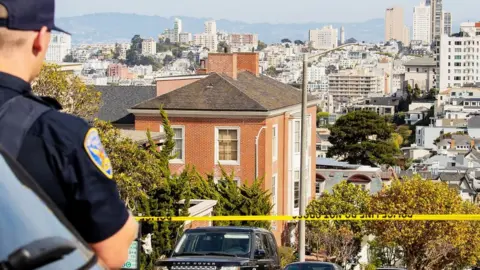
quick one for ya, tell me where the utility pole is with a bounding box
[298,52,309,262]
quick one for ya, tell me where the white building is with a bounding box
[194,20,219,51]
[117,43,131,60]
[162,18,183,43]
[179,32,192,44]
[443,12,452,36]
[340,26,345,45]
[439,22,480,90]
[413,2,431,44]
[45,33,72,63]
[141,38,157,55]
[309,25,338,50]
[205,20,217,35]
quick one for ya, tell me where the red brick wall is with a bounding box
[236,53,259,76]
[207,54,238,79]
[136,116,266,182]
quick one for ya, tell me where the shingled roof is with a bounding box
[131,71,318,112]
[95,85,156,124]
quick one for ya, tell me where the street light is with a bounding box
[298,43,359,262]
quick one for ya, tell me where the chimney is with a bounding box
[206,51,260,79]
[207,52,238,79]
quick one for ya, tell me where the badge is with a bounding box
[84,128,113,179]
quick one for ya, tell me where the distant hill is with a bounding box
[56,13,386,44]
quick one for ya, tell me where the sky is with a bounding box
[57,0,478,25]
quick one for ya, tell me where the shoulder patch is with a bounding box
[84,128,113,179]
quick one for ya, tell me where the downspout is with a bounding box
[255,126,267,179]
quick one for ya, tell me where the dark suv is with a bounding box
[156,226,281,270]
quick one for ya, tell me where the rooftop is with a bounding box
[404,57,436,67]
[131,71,319,112]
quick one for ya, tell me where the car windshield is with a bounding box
[0,151,103,270]
[173,231,251,257]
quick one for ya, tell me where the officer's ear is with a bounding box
[32,26,50,56]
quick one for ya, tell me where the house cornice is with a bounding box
[128,100,320,119]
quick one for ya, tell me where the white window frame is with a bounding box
[215,127,240,165]
[170,125,185,164]
[272,174,278,215]
[294,120,301,154]
[272,125,278,162]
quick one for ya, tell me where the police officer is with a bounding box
[0,0,138,268]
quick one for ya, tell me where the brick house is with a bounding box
[128,52,320,244]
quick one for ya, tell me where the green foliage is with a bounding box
[125,35,162,70]
[368,176,480,270]
[62,53,78,62]
[257,41,267,51]
[217,41,228,53]
[191,168,273,229]
[281,38,292,43]
[278,246,296,267]
[266,66,280,77]
[327,110,400,166]
[367,239,404,268]
[306,181,371,266]
[94,108,193,269]
[33,63,101,120]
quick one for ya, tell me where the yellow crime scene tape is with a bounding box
[134,214,480,222]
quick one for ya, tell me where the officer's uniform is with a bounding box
[0,71,129,244]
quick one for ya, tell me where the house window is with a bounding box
[272,174,278,215]
[272,125,278,162]
[294,121,300,153]
[315,180,321,198]
[215,127,240,164]
[294,170,300,209]
[171,126,185,163]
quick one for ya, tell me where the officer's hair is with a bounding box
[0,4,28,50]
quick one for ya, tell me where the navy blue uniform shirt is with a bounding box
[0,71,129,244]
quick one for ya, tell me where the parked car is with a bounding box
[284,261,343,270]
[156,226,281,270]
[0,146,106,270]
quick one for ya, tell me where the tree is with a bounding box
[281,38,292,43]
[163,55,174,66]
[327,110,400,166]
[257,41,267,51]
[368,176,480,270]
[325,65,338,75]
[427,87,439,100]
[345,38,357,44]
[397,125,412,146]
[32,63,101,120]
[191,168,273,229]
[306,181,371,267]
[266,66,279,77]
[94,109,194,269]
[125,35,143,66]
[413,84,421,99]
[187,51,195,63]
[294,40,304,45]
[367,239,404,267]
[62,53,77,62]
[217,41,228,53]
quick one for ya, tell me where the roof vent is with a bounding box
[206,83,214,89]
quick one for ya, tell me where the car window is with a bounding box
[174,231,251,257]
[266,233,278,259]
[0,149,103,270]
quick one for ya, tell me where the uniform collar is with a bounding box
[0,71,63,110]
[0,71,32,94]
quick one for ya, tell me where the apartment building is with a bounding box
[443,12,452,36]
[129,52,320,244]
[309,26,338,50]
[141,38,157,55]
[385,7,409,44]
[328,69,385,105]
[163,18,183,43]
[179,33,193,44]
[107,64,134,80]
[194,20,219,51]
[228,34,259,50]
[439,22,480,90]
[413,2,431,44]
[45,33,72,63]
[404,57,437,92]
[429,0,443,41]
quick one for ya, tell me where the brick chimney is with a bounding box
[206,52,260,79]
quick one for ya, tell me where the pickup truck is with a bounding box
[156,226,281,270]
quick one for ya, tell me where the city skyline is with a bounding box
[57,0,478,25]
